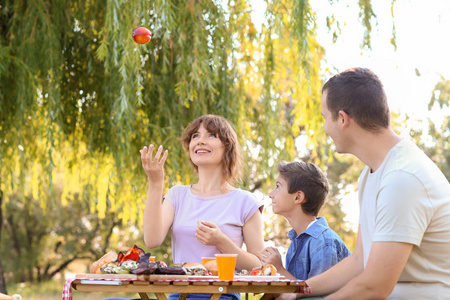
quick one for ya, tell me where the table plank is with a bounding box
[155,293,168,300]
[173,281,190,286]
[178,293,188,300]
[210,295,221,300]
[154,281,171,286]
[212,282,232,286]
[191,281,212,286]
[230,282,248,286]
[139,293,151,300]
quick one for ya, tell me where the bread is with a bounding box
[90,250,118,274]
[183,262,206,271]
[203,260,218,276]
[183,262,210,275]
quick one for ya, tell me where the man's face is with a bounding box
[321,91,346,153]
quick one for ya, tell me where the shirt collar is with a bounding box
[288,217,329,240]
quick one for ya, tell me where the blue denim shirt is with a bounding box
[285,217,351,280]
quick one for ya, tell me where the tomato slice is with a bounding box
[250,269,262,276]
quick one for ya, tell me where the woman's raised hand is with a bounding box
[140,145,169,182]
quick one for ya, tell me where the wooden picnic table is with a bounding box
[69,274,309,300]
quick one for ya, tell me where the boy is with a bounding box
[261,161,350,282]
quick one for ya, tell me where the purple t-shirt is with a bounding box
[164,185,263,264]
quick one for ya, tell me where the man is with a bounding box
[296,67,450,299]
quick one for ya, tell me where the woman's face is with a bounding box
[189,123,225,168]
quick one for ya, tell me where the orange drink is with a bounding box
[215,254,238,281]
[201,257,216,265]
[149,256,156,261]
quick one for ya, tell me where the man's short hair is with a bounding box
[322,67,390,132]
[277,161,329,216]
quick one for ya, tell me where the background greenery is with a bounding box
[0,0,449,298]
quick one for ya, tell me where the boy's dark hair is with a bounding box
[277,161,329,216]
[322,67,390,132]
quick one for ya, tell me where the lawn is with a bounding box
[7,280,140,300]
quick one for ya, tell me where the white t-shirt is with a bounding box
[359,138,450,299]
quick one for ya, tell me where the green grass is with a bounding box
[6,280,139,300]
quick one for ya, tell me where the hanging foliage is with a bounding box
[0,1,387,284]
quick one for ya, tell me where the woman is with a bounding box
[140,115,264,300]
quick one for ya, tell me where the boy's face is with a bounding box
[268,175,297,216]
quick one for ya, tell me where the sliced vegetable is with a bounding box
[262,264,277,276]
[250,269,262,276]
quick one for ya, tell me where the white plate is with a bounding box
[188,275,219,279]
[234,275,282,281]
[188,275,284,281]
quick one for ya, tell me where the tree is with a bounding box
[410,77,450,180]
[0,0,383,286]
[0,188,7,294]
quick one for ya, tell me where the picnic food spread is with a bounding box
[203,259,218,275]
[90,245,186,275]
[238,264,278,276]
[182,262,211,276]
[90,245,279,278]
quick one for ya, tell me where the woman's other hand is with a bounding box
[195,220,225,246]
[140,145,168,182]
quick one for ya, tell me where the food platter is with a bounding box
[76,273,284,281]
[75,273,188,280]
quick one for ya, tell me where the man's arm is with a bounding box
[304,228,364,297]
[325,241,413,299]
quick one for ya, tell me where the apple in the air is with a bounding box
[133,27,152,44]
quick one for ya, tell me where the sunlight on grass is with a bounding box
[7,280,138,300]
[8,280,65,298]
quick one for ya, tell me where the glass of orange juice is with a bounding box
[149,256,156,261]
[215,254,238,281]
[201,257,216,265]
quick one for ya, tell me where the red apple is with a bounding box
[133,27,152,44]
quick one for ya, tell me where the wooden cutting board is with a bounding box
[76,273,188,280]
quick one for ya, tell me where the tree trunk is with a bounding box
[0,189,8,294]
